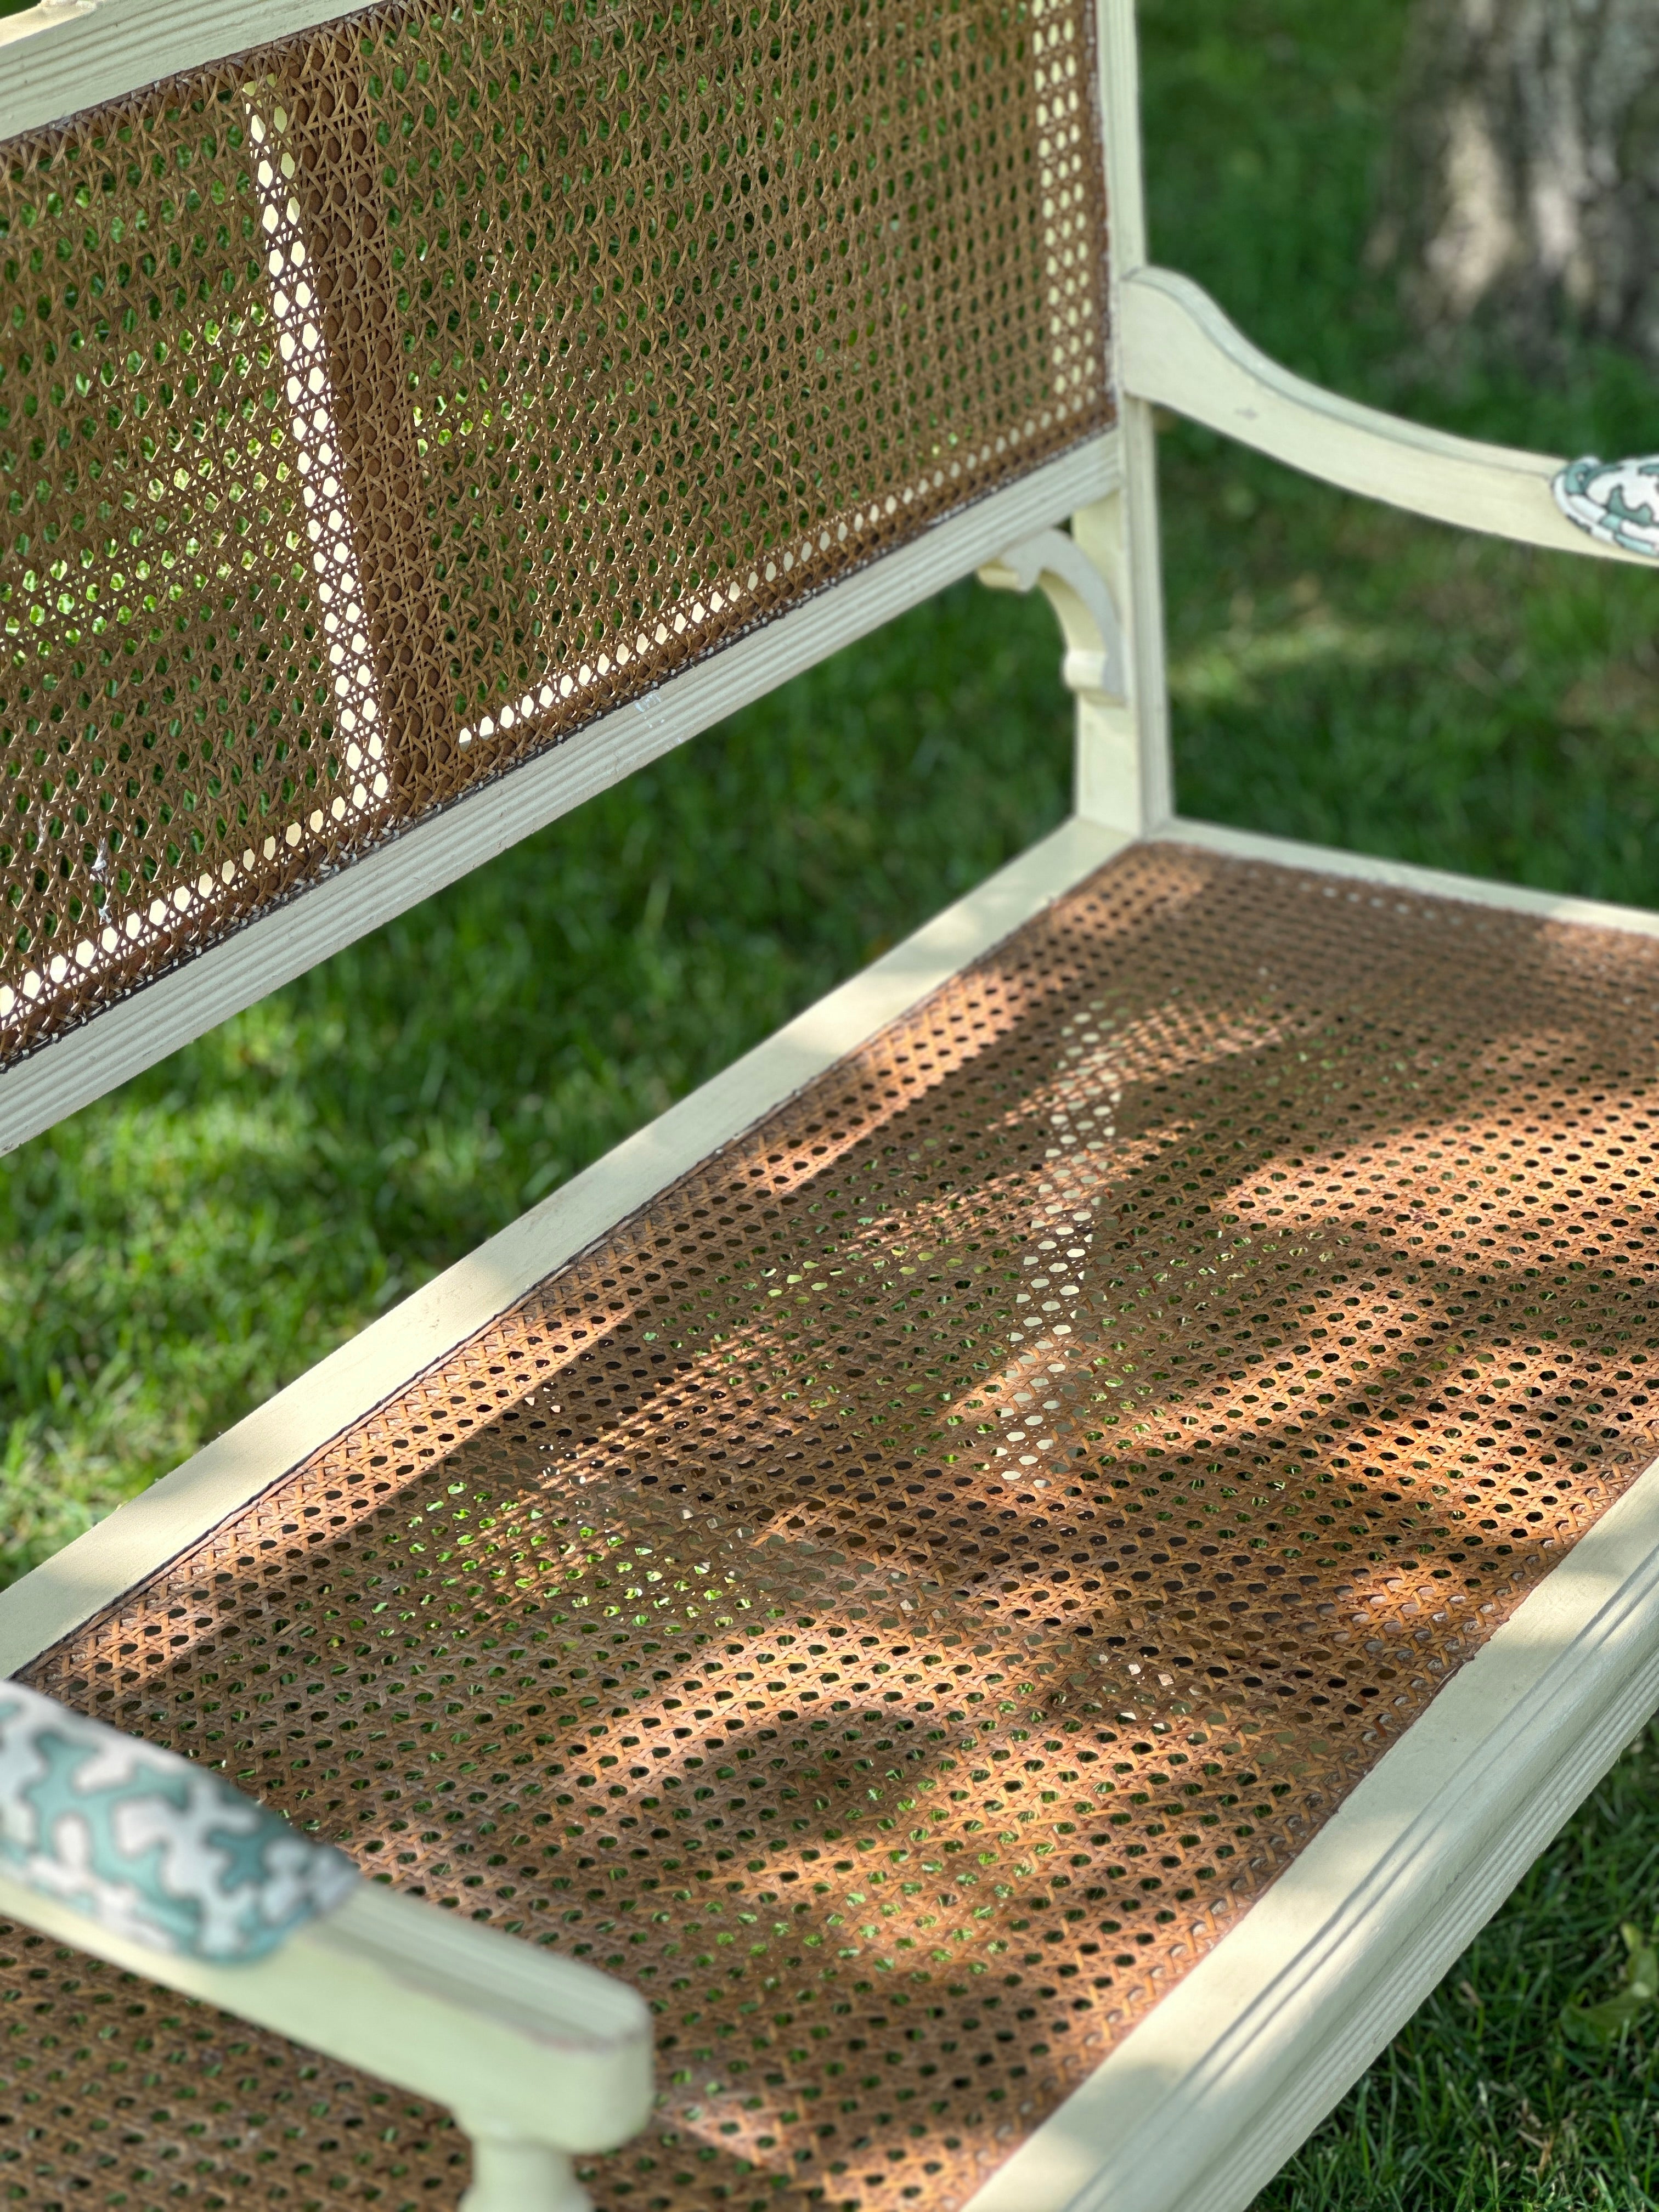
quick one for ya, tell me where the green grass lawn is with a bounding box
[8,0,1659,2201]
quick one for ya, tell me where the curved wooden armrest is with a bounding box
[1119,266,1659,568]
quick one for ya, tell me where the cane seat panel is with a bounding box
[12,839,1659,2211]
[0,0,1111,1072]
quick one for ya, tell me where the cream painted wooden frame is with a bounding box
[1117,266,1653,566]
[6,0,1659,2207]
[0,0,450,139]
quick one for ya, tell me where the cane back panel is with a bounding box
[12,840,1659,2212]
[0,0,1112,1071]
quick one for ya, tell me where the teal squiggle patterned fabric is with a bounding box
[0,1679,356,1963]
[1554,455,1659,557]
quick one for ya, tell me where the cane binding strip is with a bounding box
[0,0,1112,1070]
[9,841,1659,2210]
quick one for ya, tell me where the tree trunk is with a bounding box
[1379,0,1659,371]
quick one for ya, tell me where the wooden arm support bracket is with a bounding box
[975,528,1128,706]
[1119,265,1659,568]
[976,518,1150,835]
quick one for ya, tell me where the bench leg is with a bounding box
[459,2129,593,2212]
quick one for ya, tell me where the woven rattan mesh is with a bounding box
[16,840,1659,2211]
[0,0,1110,1072]
[0,1933,465,2206]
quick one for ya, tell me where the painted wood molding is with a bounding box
[1098,0,1148,276]
[0,438,1116,1160]
[0,1867,652,2209]
[1092,0,1175,836]
[0,0,372,138]
[1119,266,1657,566]
[1159,816,1659,942]
[979,511,1148,837]
[977,529,1127,701]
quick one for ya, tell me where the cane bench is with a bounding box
[3,2,1659,2209]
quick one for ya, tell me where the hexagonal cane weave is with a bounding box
[11,839,1659,2211]
[0,0,1110,1068]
